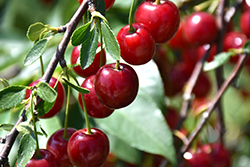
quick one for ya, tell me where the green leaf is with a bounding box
[80,26,99,69]
[0,78,10,89]
[0,86,27,109]
[101,21,120,61]
[36,82,57,103]
[71,20,92,46]
[203,52,234,71]
[96,90,176,165]
[36,100,55,117]
[16,134,36,167]
[244,39,250,53]
[26,22,46,41]
[16,122,33,134]
[0,124,14,131]
[109,134,142,165]
[24,38,50,66]
[62,78,89,94]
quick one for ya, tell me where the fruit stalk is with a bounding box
[128,0,136,33]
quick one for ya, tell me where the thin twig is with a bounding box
[0,1,89,166]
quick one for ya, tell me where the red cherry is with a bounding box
[197,44,217,62]
[134,0,180,43]
[116,23,156,65]
[101,152,117,167]
[242,0,250,11]
[240,11,250,38]
[46,128,77,167]
[168,21,190,50]
[25,77,65,119]
[67,128,110,167]
[78,0,115,11]
[25,149,60,167]
[78,75,114,118]
[183,151,213,167]
[165,107,180,130]
[182,12,218,45]
[71,44,106,78]
[201,143,232,167]
[193,73,211,98]
[182,48,200,66]
[95,63,139,109]
[223,31,247,63]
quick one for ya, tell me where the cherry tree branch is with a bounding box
[179,53,248,161]
[0,1,89,166]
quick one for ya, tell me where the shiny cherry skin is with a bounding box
[183,151,213,167]
[117,23,156,65]
[201,143,231,167]
[78,0,115,10]
[240,11,250,38]
[78,75,114,118]
[197,44,217,62]
[25,149,60,167]
[223,31,248,63]
[95,63,139,109]
[71,44,106,78]
[46,128,77,167]
[25,77,65,118]
[168,21,190,50]
[67,128,110,167]
[183,12,218,45]
[134,0,180,43]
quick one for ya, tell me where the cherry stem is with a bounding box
[115,60,120,70]
[63,71,71,139]
[155,0,161,5]
[128,0,136,33]
[97,18,103,68]
[39,56,44,76]
[30,93,41,158]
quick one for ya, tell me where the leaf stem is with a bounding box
[40,56,44,76]
[30,93,41,158]
[97,19,104,67]
[128,0,136,33]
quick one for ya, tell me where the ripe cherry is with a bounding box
[25,77,65,119]
[134,0,180,43]
[223,31,248,63]
[182,12,218,45]
[165,107,180,130]
[78,0,115,11]
[24,149,60,167]
[95,63,139,109]
[101,152,117,167]
[193,73,211,98]
[240,11,250,38]
[196,44,217,62]
[78,75,114,118]
[168,21,190,50]
[46,128,77,167]
[67,128,110,167]
[116,23,156,65]
[182,151,213,167]
[71,44,106,78]
[201,143,231,167]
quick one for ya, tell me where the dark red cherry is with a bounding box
[197,44,217,62]
[71,44,106,78]
[25,149,60,167]
[165,107,180,130]
[46,128,77,167]
[193,73,211,98]
[134,0,180,43]
[78,75,114,118]
[67,128,110,167]
[95,63,139,109]
[240,11,250,38]
[183,151,213,167]
[223,31,247,63]
[25,77,65,118]
[117,23,156,65]
[182,12,218,45]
